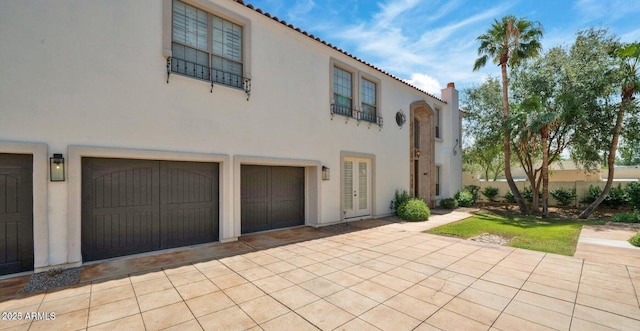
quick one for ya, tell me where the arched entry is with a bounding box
[410,101,435,207]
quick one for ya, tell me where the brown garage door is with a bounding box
[0,153,33,276]
[241,165,304,234]
[82,158,219,262]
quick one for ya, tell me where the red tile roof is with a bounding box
[233,0,446,103]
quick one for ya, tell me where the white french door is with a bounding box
[343,157,372,219]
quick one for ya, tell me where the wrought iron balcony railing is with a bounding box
[166,57,251,100]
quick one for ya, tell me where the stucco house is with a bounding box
[0,0,462,275]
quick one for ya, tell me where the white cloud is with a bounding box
[406,73,442,95]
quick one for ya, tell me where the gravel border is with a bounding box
[20,267,82,294]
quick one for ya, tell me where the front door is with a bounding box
[343,157,371,219]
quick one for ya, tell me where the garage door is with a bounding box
[0,153,33,276]
[241,165,304,234]
[82,158,219,262]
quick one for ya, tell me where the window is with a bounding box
[435,108,441,138]
[435,165,441,196]
[171,0,244,88]
[414,118,420,149]
[333,66,353,117]
[360,78,377,123]
[329,58,382,127]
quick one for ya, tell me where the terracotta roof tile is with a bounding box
[233,0,445,103]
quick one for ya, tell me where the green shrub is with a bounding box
[603,184,628,209]
[455,190,475,207]
[503,191,516,203]
[440,198,458,209]
[481,186,499,202]
[397,198,430,221]
[522,186,542,203]
[611,210,640,223]
[580,185,602,204]
[464,185,480,203]
[629,231,640,247]
[393,189,412,216]
[625,182,640,209]
[550,188,577,206]
[579,184,629,209]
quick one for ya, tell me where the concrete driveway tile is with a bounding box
[296,299,355,330]
[303,262,338,276]
[445,296,501,326]
[238,295,290,324]
[271,285,320,310]
[432,269,476,286]
[404,284,454,307]
[492,313,555,331]
[166,269,207,287]
[89,284,135,307]
[175,279,219,300]
[419,276,467,296]
[576,293,640,320]
[351,280,399,303]
[573,304,640,331]
[360,304,421,331]
[383,292,439,320]
[322,270,365,287]
[279,268,317,284]
[334,317,381,331]
[260,312,319,331]
[209,272,248,289]
[386,266,429,283]
[252,274,295,293]
[223,283,265,304]
[359,259,396,273]
[478,271,525,288]
[504,300,572,330]
[185,290,235,317]
[137,287,183,312]
[88,297,139,327]
[325,289,379,316]
[425,308,489,331]
[457,287,511,312]
[131,276,173,296]
[470,279,518,299]
[141,301,194,330]
[197,305,256,331]
[30,308,88,331]
[263,260,298,274]
[160,319,203,331]
[521,280,577,302]
[343,265,381,279]
[526,273,579,292]
[570,317,619,331]
[514,290,574,316]
[86,314,145,331]
[299,277,344,297]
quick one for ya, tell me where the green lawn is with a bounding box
[426,212,606,256]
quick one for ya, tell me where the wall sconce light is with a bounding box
[322,166,330,181]
[243,78,252,101]
[415,149,421,158]
[50,153,65,182]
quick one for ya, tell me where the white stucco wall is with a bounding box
[0,0,460,269]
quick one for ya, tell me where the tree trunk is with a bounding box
[579,101,627,219]
[501,62,528,213]
[541,124,549,217]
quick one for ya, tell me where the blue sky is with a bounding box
[244,0,640,95]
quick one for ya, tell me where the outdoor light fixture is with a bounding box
[415,149,422,158]
[322,166,330,181]
[50,153,65,182]
[244,78,252,101]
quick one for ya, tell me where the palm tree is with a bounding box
[473,15,544,213]
[579,42,640,218]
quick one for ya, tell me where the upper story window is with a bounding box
[333,66,353,117]
[361,79,377,123]
[435,108,441,139]
[171,0,244,88]
[330,58,382,127]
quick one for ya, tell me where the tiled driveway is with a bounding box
[1,211,639,330]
